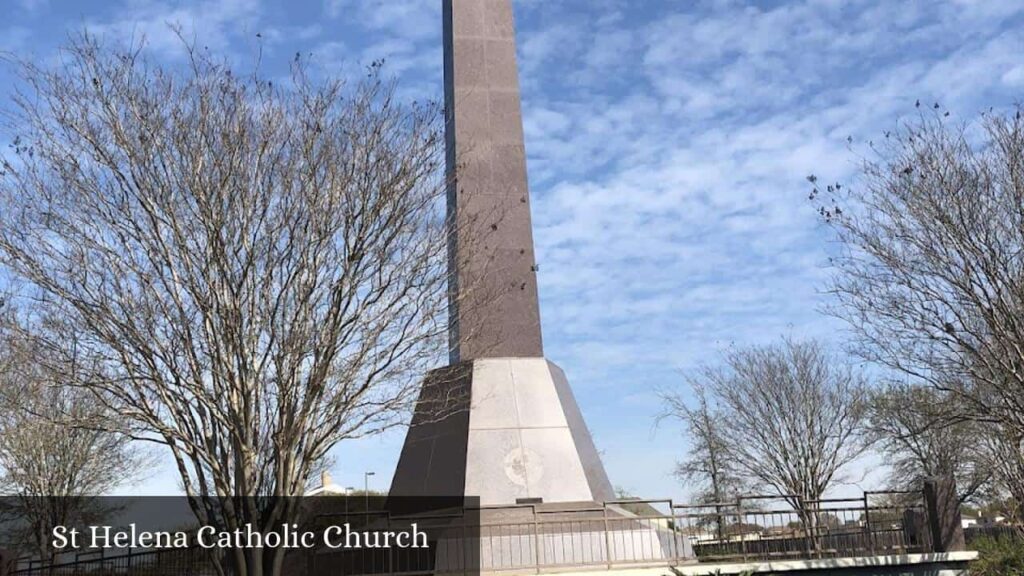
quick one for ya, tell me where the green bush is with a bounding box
[971,535,1024,576]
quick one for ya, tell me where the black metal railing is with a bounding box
[9,490,935,575]
[965,524,1024,544]
[12,546,218,575]
[673,491,931,563]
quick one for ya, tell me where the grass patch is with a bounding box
[971,534,1024,576]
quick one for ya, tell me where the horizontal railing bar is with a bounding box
[604,499,673,505]
[11,489,932,576]
[864,490,920,495]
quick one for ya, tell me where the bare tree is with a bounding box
[0,314,143,564]
[669,338,870,524]
[657,386,748,538]
[659,386,748,503]
[0,33,469,576]
[812,106,1024,517]
[867,382,990,503]
[978,427,1024,523]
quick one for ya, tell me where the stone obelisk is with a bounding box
[390,0,613,506]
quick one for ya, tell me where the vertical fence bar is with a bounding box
[603,504,612,569]
[533,507,541,574]
[737,498,748,563]
[863,493,873,556]
[811,497,821,560]
[386,514,394,576]
[462,513,469,576]
[800,496,813,560]
[667,499,678,564]
[8,489,969,576]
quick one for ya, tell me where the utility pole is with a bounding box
[364,471,376,511]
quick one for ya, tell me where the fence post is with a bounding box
[0,549,11,576]
[667,499,678,563]
[862,493,874,555]
[923,476,966,552]
[800,496,813,559]
[533,506,542,574]
[603,504,612,569]
[737,498,748,562]
[387,515,394,575]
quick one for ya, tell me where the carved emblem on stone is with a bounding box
[503,447,542,488]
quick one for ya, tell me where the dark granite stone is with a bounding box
[444,0,544,362]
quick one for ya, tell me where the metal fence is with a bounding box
[673,492,931,563]
[466,491,930,572]
[12,547,218,575]
[965,524,1023,544]
[471,502,687,572]
[9,490,934,575]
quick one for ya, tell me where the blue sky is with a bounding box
[2,0,1023,500]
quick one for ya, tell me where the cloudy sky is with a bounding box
[2,0,1022,500]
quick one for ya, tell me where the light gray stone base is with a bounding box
[433,525,692,573]
[390,358,614,505]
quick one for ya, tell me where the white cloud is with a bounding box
[1002,65,1024,87]
[14,0,1023,501]
[508,0,1024,499]
[88,0,264,59]
[17,0,48,13]
[0,27,32,54]
[325,0,440,41]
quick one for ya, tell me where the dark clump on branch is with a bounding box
[814,104,1024,521]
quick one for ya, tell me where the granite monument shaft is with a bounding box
[390,0,613,506]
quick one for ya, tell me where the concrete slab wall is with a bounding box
[391,358,614,506]
[463,358,613,505]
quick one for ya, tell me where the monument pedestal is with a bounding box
[390,358,613,505]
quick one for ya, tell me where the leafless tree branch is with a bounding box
[813,106,1024,517]
[662,338,870,523]
[0,32,479,576]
